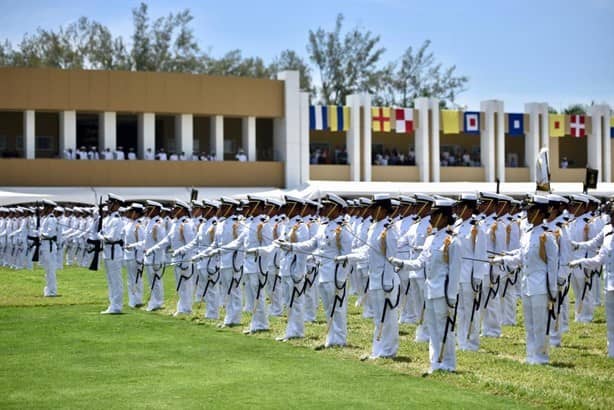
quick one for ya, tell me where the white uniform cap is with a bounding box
[202,199,220,208]
[530,195,549,205]
[174,200,191,211]
[220,196,240,206]
[284,195,305,204]
[146,200,163,208]
[42,199,57,207]
[547,194,569,204]
[325,193,347,208]
[497,194,514,202]
[130,203,145,211]
[54,206,64,213]
[399,195,416,204]
[265,198,285,208]
[414,193,435,203]
[480,192,499,201]
[458,192,478,202]
[568,194,589,204]
[108,193,125,203]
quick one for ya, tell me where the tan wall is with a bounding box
[0,68,284,118]
[0,159,284,187]
[549,136,586,182]
[309,165,350,181]
[372,166,420,182]
[505,167,530,182]
[440,167,485,182]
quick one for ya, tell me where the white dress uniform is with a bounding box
[407,216,431,342]
[179,216,219,319]
[293,215,353,346]
[571,229,614,357]
[303,216,321,323]
[40,212,59,296]
[501,223,558,364]
[209,215,245,325]
[353,215,373,319]
[143,215,167,311]
[455,217,486,351]
[398,226,461,372]
[123,218,145,307]
[227,214,273,332]
[501,215,522,326]
[570,214,596,322]
[149,215,196,314]
[347,217,400,358]
[396,215,418,324]
[264,215,285,316]
[100,210,125,313]
[481,213,505,338]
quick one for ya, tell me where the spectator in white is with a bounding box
[462,151,471,166]
[199,152,208,161]
[78,146,88,160]
[93,146,100,160]
[561,157,569,169]
[102,148,113,160]
[179,151,187,161]
[63,148,74,160]
[210,152,217,161]
[169,152,179,161]
[235,148,247,162]
[144,148,155,160]
[156,148,168,161]
[127,147,137,160]
[87,147,95,160]
[114,146,125,160]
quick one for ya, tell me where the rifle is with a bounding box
[88,199,104,271]
[30,202,41,262]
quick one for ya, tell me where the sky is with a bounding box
[0,0,613,112]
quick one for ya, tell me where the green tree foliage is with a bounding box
[563,104,588,115]
[0,6,467,105]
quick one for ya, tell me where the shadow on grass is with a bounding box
[549,361,575,369]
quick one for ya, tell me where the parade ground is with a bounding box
[1,265,611,410]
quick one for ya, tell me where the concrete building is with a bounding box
[0,67,611,189]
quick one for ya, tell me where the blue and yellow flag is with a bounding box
[328,105,350,132]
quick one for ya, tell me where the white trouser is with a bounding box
[246,272,269,331]
[175,265,195,314]
[146,263,165,310]
[282,276,304,338]
[457,282,480,351]
[125,259,144,307]
[104,258,123,312]
[355,267,373,319]
[522,293,549,365]
[319,281,347,347]
[426,297,456,372]
[41,249,57,296]
[370,288,399,358]
[243,275,255,313]
[606,291,614,358]
[481,273,502,337]
[303,269,319,322]
[266,269,283,316]
[222,268,243,325]
[501,273,518,326]
[55,245,63,270]
[399,275,417,324]
[592,272,602,306]
[572,271,594,322]
[411,277,429,342]
[196,268,220,319]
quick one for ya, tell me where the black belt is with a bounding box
[104,239,124,259]
[42,236,57,252]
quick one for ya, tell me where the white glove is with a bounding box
[246,247,258,255]
[490,256,504,265]
[387,257,404,268]
[571,241,580,251]
[172,249,184,258]
[277,241,292,251]
[334,255,348,264]
[144,248,153,257]
[568,259,581,268]
[208,248,220,256]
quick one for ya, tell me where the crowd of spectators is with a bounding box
[310,145,348,165]
[372,148,416,166]
[440,148,480,167]
[62,146,222,161]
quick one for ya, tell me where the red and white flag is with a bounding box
[569,115,586,138]
[395,108,414,133]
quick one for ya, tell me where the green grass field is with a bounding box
[1,266,612,409]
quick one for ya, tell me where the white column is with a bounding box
[275,71,301,188]
[603,106,612,183]
[241,116,256,162]
[429,98,440,182]
[210,115,224,161]
[98,112,116,152]
[346,94,361,182]
[175,114,194,158]
[495,100,506,182]
[59,110,76,155]
[361,92,372,182]
[138,112,155,159]
[538,102,550,151]
[480,100,496,183]
[587,105,603,181]
[23,110,35,159]
[299,92,310,184]
[413,98,430,182]
[524,103,542,181]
